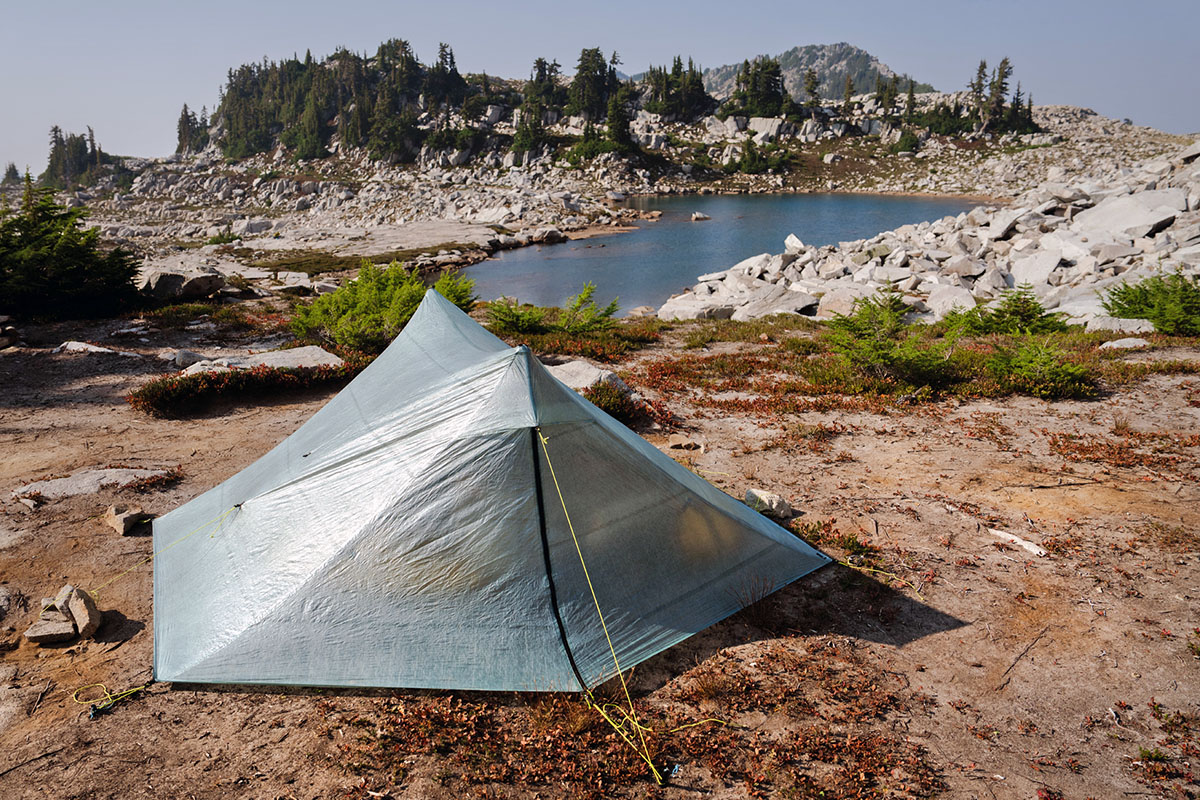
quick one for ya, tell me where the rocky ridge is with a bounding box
[657,139,1200,325]
[3,102,1186,308]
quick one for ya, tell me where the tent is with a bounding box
[153,290,830,691]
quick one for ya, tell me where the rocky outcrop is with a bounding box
[181,345,344,376]
[658,139,1200,327]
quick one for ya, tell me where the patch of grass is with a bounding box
[251,242,480,276]
[680,315,820,349]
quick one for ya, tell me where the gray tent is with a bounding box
[153,290,830,690]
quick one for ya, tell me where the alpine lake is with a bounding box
[461,192,978,313]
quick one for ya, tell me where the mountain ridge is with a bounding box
[702,42,935,101]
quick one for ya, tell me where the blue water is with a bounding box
[461,193,974,313]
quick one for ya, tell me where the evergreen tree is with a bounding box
[642,56,715,120]
[606,86,632,148]
[804,68,820,117]
[982,57,1012,128]
[0,175,139,318]
[905,78,916,121]
[2,163,19,184]
[524,57,565,112]
[511,101,547,153]
[566,47,610,119]
[968,60,988,111]
[842,74,854,115]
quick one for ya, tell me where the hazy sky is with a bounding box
[2,0,1197,173]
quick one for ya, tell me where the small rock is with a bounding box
[104,504,150,535]
[24,615,77,645]
[1098,337,1150,350]
[745,489,792,519]
[173,349,206,368]
[667,434,701,450]
[691,212,711,221]
[67,588,102,639]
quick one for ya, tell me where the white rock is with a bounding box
[183,345,344,375]
[926,285,976,318]
[745,489,791,518]
[547,360,631,395]
[1010,250,1063,289]
[1098,337,1150,350]
[1085,316,1155,333]
[13,468,173,500]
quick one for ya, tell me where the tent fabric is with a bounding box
[153,290,831,691]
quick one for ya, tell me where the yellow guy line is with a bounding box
[536,429,663,784]
[88,505,239,599]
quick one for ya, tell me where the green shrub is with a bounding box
[0,180,139,318]
[987,336,1094,399]
[1103,272,1200,335]
[944,285,1067,335]
[206,228,239,245]
[486,299,548,334]
[890,130,920,154]
[826,288,960,391]
[555,282,618,334]
[290,260,476,353]
[581,383,641,425]
[127,359,368,417]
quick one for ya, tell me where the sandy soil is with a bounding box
[0,317,1197,799]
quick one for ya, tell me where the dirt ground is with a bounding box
[0,315,1197,799]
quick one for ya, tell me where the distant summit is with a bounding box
[703,42,934,101]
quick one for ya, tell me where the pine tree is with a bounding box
[842,74,854,115]
[2,163,19,184]
[804,68,820,118]
[606,86,632,148]
[983,57,1012,131]
[566,47,609,119]
[905,78,916,121]
[968,60,988,112]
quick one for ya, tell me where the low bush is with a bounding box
[890,130,921,154]
[826,289,960,392]
[555,282,619,334]
[944,285,1067,335]
[205,229,239,245]
[126,357,370,417]
[986,336,1095,399]
[581,383,675,430]
[291,260,476,353]
[486,299,548,334]
[1103,272,1200,335]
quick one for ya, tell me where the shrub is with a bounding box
[127,359,369,417]
[987,336,1094,399]
[555,282,618,334]
[205,228,239,245]
[486,299,548,334]
[581,383,641,425]
[0,180,139,318]
[826,288,959,391]
[944,285,1067,335]
[290,260,476,353]
[1103,272,1200,335]
[890,130,920,154]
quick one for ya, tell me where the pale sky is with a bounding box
[2,0,1196,174]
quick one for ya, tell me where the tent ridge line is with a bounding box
[530,426,588,692]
